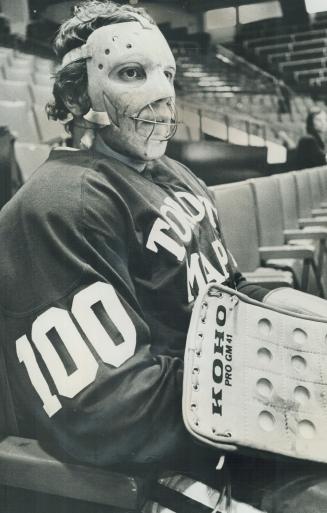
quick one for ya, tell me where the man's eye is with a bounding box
[164,70,174,82]
[119,67,145,80]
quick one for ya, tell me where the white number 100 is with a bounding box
[16,282,136,417]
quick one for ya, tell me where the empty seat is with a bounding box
[3,67,32,82]
[307,167,327,210]
[0,100,39,143]
[250,176,324,295]
[33,104,68,144]
[30,84,53,107]
[33,71,53,86]
[9,57,34,69]
[294,170,327,223]
[0,79,33,107]
[211,181,293,288]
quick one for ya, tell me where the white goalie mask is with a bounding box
[62,15,178,159]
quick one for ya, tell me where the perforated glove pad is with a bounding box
[183,283,327,463]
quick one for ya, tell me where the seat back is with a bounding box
[211,181,260,272]
[34,58,55,73]
[250,176,285,246]
[318,167,327,201]
[274,172,299,230]
[0,79,33,107]
[308,167,324,206]
[30,84,53,107]
[0,101,40,143]
[4,67,32,82]
[294,170,313,218]
[33,105,67,144]
[33,71,53,87]
[10,57,34,69]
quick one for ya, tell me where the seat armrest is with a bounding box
[298,217,327,227]
[311,208,327,217]
[0,436,147,509]
[259,245,314,260]
[284,228,327,240]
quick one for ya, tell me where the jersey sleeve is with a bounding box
[5,166,187,468]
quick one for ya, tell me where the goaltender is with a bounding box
[0,2,327,513]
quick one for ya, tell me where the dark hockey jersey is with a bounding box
[0,149,265,467]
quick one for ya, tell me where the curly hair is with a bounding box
[46,0,155,123]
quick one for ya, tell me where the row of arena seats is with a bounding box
[174,45,314,146]
[211,166,327,297]
[0,47,68,146]
[1,167,327,513]
[240,19,327,91]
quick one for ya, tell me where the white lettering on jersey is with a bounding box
[16,282,136,418]
[31,307,98,399]
[72,282,136,367]
[186,242,228,302]
[146,192,230,301]
[16,335,62,417]
[146,193,220,260]
[146,218,186,261]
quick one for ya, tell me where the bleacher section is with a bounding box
[2,14,323,172]
[240,12,327,96]
[173,42,313,164]
[0,47,68,179]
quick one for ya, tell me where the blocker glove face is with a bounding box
[183,283,327,464]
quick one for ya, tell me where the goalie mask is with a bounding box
[62,15,178,159]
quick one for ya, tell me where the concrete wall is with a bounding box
[204,1,282,43]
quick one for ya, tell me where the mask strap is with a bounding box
[61,44,92,67]
[61,15,153,68]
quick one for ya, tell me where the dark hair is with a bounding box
[306,107,324,136]
[46,0,155,123]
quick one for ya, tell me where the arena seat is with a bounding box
[275,171,327,233]
[250,177,324,295]
[0,434,218,513]
[33,104,68,145]
[9,57,35,68]
[0,101,40,143]
[0,436,147,511]
[318,167,327,205]
[0,79,33,107]
[306,167,327,213]
[211,181,294,288]
[30,84,53,106]
[33,71,53,87]
[250,178,324,296]
[3,67,32,83]
[0,127,23,209]
[294,171,327,227]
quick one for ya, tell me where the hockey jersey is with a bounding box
[0,148,265,467]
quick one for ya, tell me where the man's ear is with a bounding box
[63,94,91,117]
